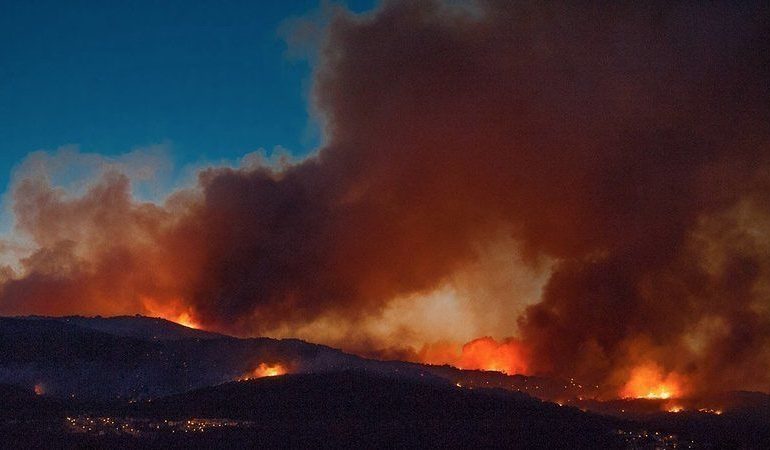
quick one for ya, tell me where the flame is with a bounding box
[419,337,529,375]
[698,407,723,415]
[34,383,45,395]
[141,297,201,329]
[666,404,684,413]
[621,363,686,399]
[240,363,287,380]
[171,312,200,329]
[455,337,529,374]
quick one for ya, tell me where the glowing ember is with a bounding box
[666,404,684,413]
[621,363,685,400]
[698,408,723,415]
[240,363,287,380]
[34,383,45,395]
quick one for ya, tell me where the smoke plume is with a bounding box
[1,0,769,395]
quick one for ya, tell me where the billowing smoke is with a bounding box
[1,0,769,395]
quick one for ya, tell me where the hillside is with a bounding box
[25,315,227,340]
[0,316,768,448]
[118,371,626,448]
[0,315,592,401]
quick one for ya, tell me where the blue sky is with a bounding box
[0,0,376,195]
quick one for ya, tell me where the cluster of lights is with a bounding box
[616,429,696,449]
[64,416,254,436]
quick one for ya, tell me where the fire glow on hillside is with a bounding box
[240,363,287,380]
[0,0,768,401]
[621,364,686,400]
[141,297,201,330]
[419,337,529,375]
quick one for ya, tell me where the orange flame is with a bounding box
[141,297,201,329]
[171,312,200,329]
[240,363,287,380]
[420,337,529,375]
[621,363,686,399]
[666,404,685,413]
[34,383,45,396]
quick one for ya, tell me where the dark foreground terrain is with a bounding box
[0,372,673,449]
[0,316,768,448]
[0,372,630,448]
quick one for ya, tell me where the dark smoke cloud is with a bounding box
[1,0,769,394]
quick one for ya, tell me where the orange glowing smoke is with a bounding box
[171,312,200,329]
[141,297,201,329]
[420,337,529,375]
[621,363,686,399]
[240,363,287,380]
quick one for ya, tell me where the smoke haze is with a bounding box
[1,0,769,395]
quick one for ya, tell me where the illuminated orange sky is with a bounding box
[0,1,769,398]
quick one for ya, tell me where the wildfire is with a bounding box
[419,337,528,375]
[34,383,45,395]
[641,386,674,400]
[621,363,685,400]
[666,404,684,413]
[240,363,287,380]
[455,337,529,374]
[141,297,201,329]
[171,312,200,329]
